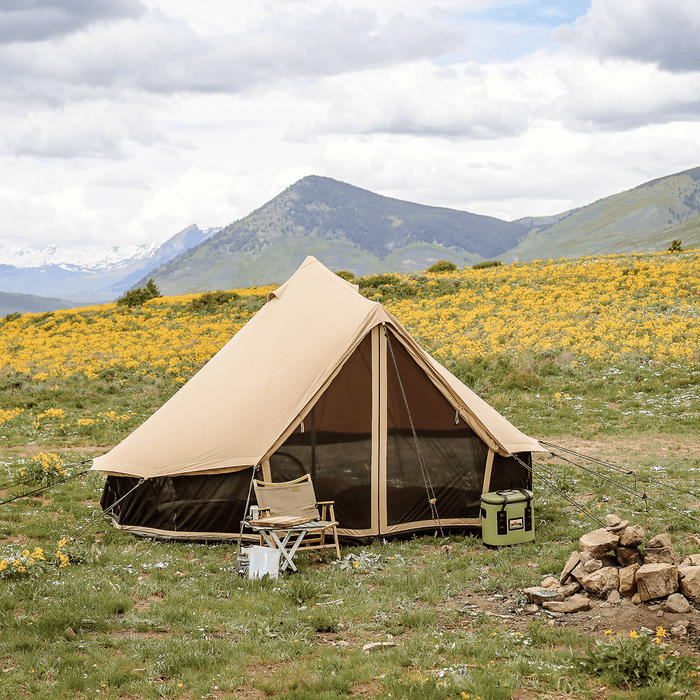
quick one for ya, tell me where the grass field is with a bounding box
[1,251,699,699]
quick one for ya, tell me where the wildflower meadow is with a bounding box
[0,251,699,699]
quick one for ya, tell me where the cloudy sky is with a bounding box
[2,0,700,252]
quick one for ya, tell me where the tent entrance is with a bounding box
[267,333,375,535]
[268,326,529,537]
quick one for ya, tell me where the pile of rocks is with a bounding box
[525,514,700,617]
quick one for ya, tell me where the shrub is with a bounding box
[425,260,457,273]
[4,312,22,322]
[577,629,697,688]
[668,239,683,252]
[472,260,503,269]
[357,273,401,289]
[116,279,161,307]
[335,270,356,281]
[189,290,240,312]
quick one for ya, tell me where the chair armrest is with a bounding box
[316,500,334,505]
[259,506,272,517]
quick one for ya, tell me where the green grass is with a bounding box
[1,452,699,699]
[1,257,700,698]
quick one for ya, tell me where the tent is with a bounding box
[93,256,545,540]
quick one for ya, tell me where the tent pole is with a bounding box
[311,407,316,481]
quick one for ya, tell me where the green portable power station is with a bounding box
[480,489,535,546]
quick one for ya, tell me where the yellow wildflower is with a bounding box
[629,630,639,639]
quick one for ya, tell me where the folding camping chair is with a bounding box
[252,474,341,560]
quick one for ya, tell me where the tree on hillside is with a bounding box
[116,279,161,307]
[668,239,683,252]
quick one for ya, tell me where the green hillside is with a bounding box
[141,175,528,294]
[509,166,700,260]
[138,169,700,295]
[0,291,75,316]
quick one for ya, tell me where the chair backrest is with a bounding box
[254,474,319,521]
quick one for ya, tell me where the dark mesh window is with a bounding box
[385,330,488,524]
[269,334,373,530]
[101,469,254,536]
[488,452,532,492]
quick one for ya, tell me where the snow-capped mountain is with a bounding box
[0,241,166,271]
[0,224,220,305]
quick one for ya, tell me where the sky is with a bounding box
[2,0,700,252]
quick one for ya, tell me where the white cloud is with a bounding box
[0,0,145,44]
[0,2,465,107]
[2,101,166,158]
[2,0,700,259]
[555,0,700,73]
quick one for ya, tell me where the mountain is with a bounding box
[506,166,700,260]
[0,291,77,317]
[5,168,700,307]
[138,176,531,293]
[0,224,220,306]
[141,170,700,295]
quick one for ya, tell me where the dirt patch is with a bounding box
[350,680,386,697]
[539,434,700,462]
[438,588,700,656]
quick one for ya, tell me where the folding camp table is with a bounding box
[247,515,324,572]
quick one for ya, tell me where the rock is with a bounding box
[691,534,700,548]
[619,563,640,598]
[64,628,76,637]
[524,587,565,605]
[605,514,630,532]
[607,590,621,605]
[581,567,620,597]
[362,641,395,652]
[665,593,692,614]
[643,546,675,565]
[605,513,622,528]
[631,593,642,605]
[647,533,673,548]
[616,547,641,567]
[679,566,700,603]
[619,525,645,548]
[583,559,603,573]
[540,576,560,589]
[580,529,620,558]
[557,582,581,597]
[542,594,591,613]
[670,623,689,637]
[525,604,540,613]
[559,551,581,584]
[579,551,595,565]
[636,563,679,602]
[570,563,586,585]
[680,554,700,569]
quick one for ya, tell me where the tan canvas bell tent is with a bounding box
[93,256,545,540]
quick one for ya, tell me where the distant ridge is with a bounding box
[0,291,76,316]
[4,167,700,306]
[140,175,530,293]
[140,170,700,295]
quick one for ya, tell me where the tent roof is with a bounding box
[92,256,543,479]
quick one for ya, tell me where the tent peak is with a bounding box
[267,256,359,302]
